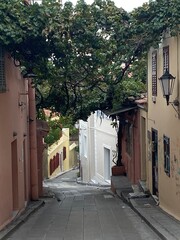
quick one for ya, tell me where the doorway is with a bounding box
[23,140,27,202]
[11,140,19,211]
[152,129,158,195]
[141,117,146,181]
[104,147,111,182]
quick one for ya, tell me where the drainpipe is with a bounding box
[117,116,123,166]
[28,79,39,200]
[177,34,180,117]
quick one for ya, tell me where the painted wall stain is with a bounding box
[175,176,180,197]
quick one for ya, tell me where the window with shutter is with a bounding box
[63,146,66,160]
[163,46,169,72]
[0,46,6,93]
[163,135,170,176]
[152,51,157,96]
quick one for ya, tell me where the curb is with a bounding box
[128,199,167,240]
[76,179,110,188]
[0,200,45,240]
[118,192,167,240]
[44,168,75,181]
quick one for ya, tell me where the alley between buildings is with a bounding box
[6,169,161,240]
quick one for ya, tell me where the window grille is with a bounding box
[0,46,6,93]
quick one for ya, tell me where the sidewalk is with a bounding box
[111,175,180,240]
[0,169,76,240]
[1,174,180,240]
[0,200,45,240]
[0,176,162,240]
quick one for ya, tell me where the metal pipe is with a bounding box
[177,33,180,117]
[28,79,39,200]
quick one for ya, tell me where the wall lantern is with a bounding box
[159,69,176,105]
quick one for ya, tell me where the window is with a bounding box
[63,147,66,160]
[163,135,170,176]
[0,46,6,93]
[163,46,169,72]
[152,51,157,96]
[84,135,87,157]
[125,123,133,157]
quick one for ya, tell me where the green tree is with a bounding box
[44,119,62,146]
[42,114,78,146]
[0,0,179,121]
[112,54,147,109]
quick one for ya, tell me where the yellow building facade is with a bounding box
[47,128,70,178]
[46,128,78,179]
[147,33,180,220]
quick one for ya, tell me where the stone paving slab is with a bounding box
[111,175,180,240]
[129,198,180,240]
[2,188,161,240]
[0,170,164,240]
[0,200,44,240]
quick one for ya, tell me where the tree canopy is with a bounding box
[0,0,179,121]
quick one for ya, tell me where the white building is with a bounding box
[79,110,117,185]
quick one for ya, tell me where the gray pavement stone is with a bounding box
[1,170,163,240]
[0,200,44,240]
[112,175,180,240]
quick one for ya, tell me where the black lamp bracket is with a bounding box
[169,98,180,116]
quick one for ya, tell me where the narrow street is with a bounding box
[7,169,161,240]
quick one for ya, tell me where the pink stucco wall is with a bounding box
[122,111,141,184]
[0,53,31,230]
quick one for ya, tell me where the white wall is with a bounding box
[79,111,117,184]
[79,120,89,182]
